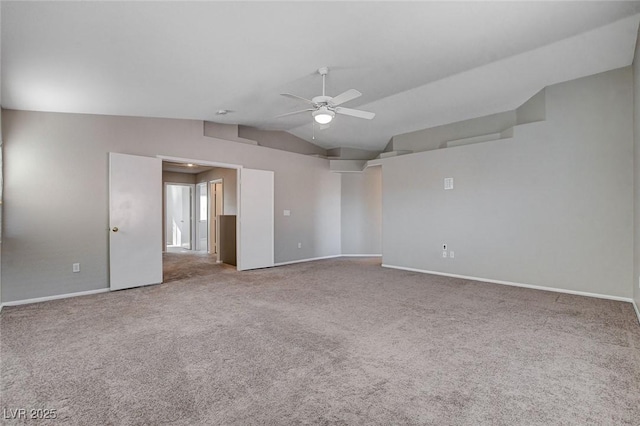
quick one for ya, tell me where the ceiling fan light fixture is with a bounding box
[313,107,334,124]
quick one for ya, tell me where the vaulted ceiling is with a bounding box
[2,1,640,151]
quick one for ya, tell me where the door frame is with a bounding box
[164,181,196,251]
[208,179,223,255]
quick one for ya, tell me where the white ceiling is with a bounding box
[2,1,640,151]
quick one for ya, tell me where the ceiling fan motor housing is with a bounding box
[312,95,332,106]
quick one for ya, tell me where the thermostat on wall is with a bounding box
[444,178,454,190]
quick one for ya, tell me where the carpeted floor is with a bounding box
[1,255,639,425]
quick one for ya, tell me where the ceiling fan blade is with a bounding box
[275,109,314,118]
[281,93,316,106]
[335,107,375,120]
[329,89,362,107]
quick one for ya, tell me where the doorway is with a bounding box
[159,156,273,273]
[161,160,238,274]
[109,153,275,291]
[165,183,194,252]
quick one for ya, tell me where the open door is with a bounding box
[165,183,193,251]
[238,168,274,271]
[109,153,163,290]
[195,182,208,251]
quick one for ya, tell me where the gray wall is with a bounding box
[162,171,196,185]
[238,126,327,157]
[0,114,2,307]
[392,110,517,153]
[634,29,640,307]
[382,67,634,299]
[195,168,237,215]
[1,111,341,302]
[341,166,382,255]
[391,89,546,154]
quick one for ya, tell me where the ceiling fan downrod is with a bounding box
[318,67,328,97]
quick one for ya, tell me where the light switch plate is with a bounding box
[444,178,454,190]
[283,210,291,216]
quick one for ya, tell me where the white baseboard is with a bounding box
[1,288,109,308]
[633,300,640,325]
[274,255,342,267]
[381,264,634,303]
[275,254,382,267]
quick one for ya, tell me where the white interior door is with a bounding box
[109,152,163,290]
[195,182,208,251]
[238,168,274,271]
[165,184,193,249]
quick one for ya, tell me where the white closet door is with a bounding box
[238,168,274,271]
[109,153,163,290]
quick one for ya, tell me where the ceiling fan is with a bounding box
[277,67,375,126]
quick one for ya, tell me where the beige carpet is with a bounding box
[1,255,639,425]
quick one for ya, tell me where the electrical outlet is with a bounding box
[442,251,447,258]
[298,242,302,249]
[72,263,80,273]
[450,251,455,259]
[283,210,291,216]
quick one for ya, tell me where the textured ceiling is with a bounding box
[2,1,640,151]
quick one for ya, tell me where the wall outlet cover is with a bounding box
[442,251,447,258]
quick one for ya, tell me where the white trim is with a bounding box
[274,254,380,266]
[207,179,223,255]
[633,300,640,325]
[1,288,109,308]
[381,264,634,303]
[274,255,341,267]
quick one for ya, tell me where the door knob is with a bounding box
[112,227,119,232]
